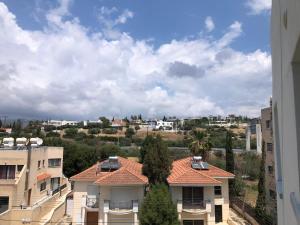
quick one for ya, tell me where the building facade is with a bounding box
[261,102,277,218]
[168,157,234,225]
[70,157,148,225]
[71,156,233,225]
[272,0,300,224]
[0,141,70,225]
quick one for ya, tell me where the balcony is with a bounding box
[177,199,211,214]
[104,200,139,213]
[86,195,99,208]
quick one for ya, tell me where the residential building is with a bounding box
[168,156,234,225]
[44,120,78,127]
[155,120,174,130]
[111,119,127,128]
[261,101,277,218]
[83,120,103,127]
[71,156,233,225]
[70,156,148,225]
[0,138,70,225]
[272,0,300,224]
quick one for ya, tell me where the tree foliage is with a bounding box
[142,135,172,184]
[139,184,180,225]
[255,141,267,218]
[189,130,212,161]
[125,127,135,139]
[225,131,235,196]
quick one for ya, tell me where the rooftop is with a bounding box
[70,157,148,186]
[167,157,235,186]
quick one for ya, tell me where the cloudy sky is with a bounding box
[0,0,271,120]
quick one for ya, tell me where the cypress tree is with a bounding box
[139,184,180,225]
[225,131,235,196]
[255,141,267,218]
[142,135,172,184]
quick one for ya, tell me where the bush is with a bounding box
[88,128,101,135]
[63,128,78,138]
[102,128,118,134]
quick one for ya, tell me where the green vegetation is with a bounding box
[189,130,211,160]
[139,184,180,225]
[255,141,267,218]
[141,135,172,184]
[125,127,135,139]
[225,131,235,197]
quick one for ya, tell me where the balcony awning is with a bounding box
[37,172,51,182]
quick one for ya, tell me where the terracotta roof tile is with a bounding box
[70,157,148,185]
[167,157,234,186]
[37,172,51,182]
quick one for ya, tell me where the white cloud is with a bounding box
[205,16,215,32]
[0,1,271,119]
[246,0,272,15]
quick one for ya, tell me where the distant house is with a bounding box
[44,120,78,127]
[111,119,127,128]
[155,120,174,130]
[83,120,103,127]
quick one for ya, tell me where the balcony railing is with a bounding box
[182,198,205,209]
[86,196,99,208]
[104,200,138,210]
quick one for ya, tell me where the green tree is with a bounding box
[64,128,78,138]
[139,184,180,225]
[225,131,235,196]
[142,135,172,184]
[189,130,212,161]
[255,141,267,218]
[99,117,110,128]
[125,127,135,139]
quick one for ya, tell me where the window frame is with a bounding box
[40,181,47,192]
[214,186,222,196]
[48,158,62,168]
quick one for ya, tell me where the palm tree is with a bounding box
[189,130,212,161]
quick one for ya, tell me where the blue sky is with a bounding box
[2,0,270,51]
[0,0,272,119]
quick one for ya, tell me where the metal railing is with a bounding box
[86,196,99,208]
[182,198,205,209]
[109,200,137,210]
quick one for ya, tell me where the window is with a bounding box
[37,161,41,169]
[183,221,204,225]
[42,160,45,168]
[268,165,273,174]
[266,120,271,129]
[214,186,222,196]
[215,205,223,223]
[182,187,204,208]
[267,143,273,152]
[17,165,23,172]
[40,181,46,191]
[0,197,9,214]
[48,158,61,167]
[0,165,15,179]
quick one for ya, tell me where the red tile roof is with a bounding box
[70,157,148,185]
[167,157,234,186]
[37,172,51,182]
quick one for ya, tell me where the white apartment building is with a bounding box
[272,0,300,224]
[45,120,78,127]
[0,138,70,225]
[155,120,174,130]
[71,156,233,225]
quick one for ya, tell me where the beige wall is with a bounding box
[72,181,145,225]
[272,0,300,224]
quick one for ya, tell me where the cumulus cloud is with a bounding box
[0,1,271,119]
[205,16,215,32]
[246,0,272,15]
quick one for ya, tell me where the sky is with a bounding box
[0,0,272,120]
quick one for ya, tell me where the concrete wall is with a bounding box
[272,0,300,224]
